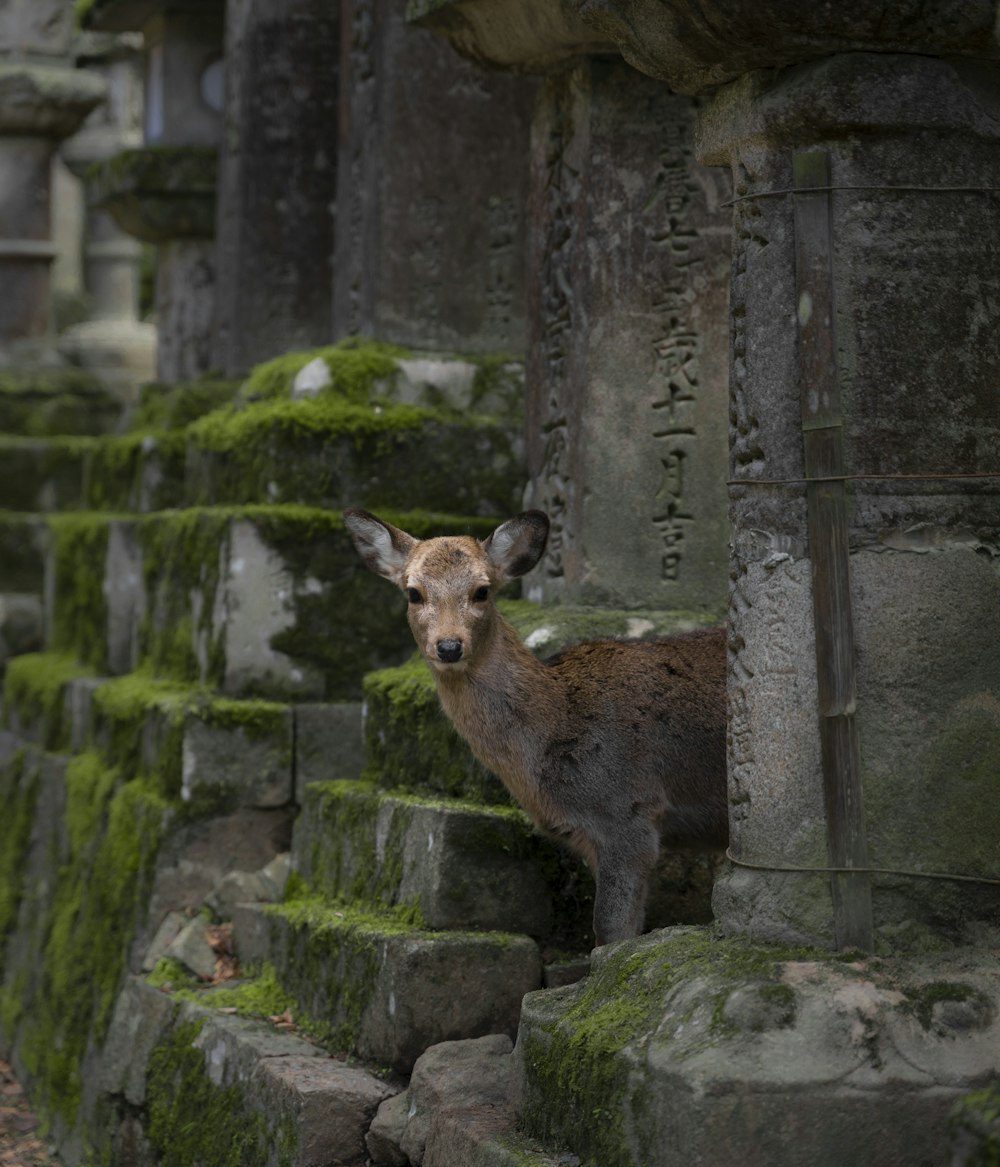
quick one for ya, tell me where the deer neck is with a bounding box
[433,612,555,807]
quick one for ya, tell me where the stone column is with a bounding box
[85,0,224,382]
[521,59,730,610]
[0,2,105,361]
[212,0,340,376]
[334,0,534,355]
[59,32,156,394]
[695,54,1000,952]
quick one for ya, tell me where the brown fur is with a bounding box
[344,507,728,945]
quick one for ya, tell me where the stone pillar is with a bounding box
[212,0,340,376]
[0,2,105,361]
[85,0,224,382]
[696,53,1000,952]
[334,0,534,355]
[59,32,156,394]
[521,59,730,610]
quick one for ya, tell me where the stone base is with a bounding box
[516,925,1000,1167]
[57,318,156,399]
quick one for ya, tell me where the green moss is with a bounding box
[15,755,169,1131]
[2,652,91,750]
[169,963,296,1020]
[128,379,241,433]
[48,512,113,671]
[521,927,836,1166]
[85,429,188,512]
[0,368,119,438]
[238,337,408,403]
[147,1019,295,1167]
[146,957,195,991]
[0,748,36,947]
[87,146,217,195]
[951,1083,1000,1167]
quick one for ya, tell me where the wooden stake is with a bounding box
[793,150,874,952]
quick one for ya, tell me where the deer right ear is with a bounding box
[343,508,417,584]
[483,510,549,580]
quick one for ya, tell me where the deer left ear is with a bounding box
[483,511,549,581]
[343,508,418,584]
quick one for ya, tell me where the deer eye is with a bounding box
[472,585,489,603]
[406,587,423,605]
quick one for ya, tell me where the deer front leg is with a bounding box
[591,828,660,946]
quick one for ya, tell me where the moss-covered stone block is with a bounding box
[0,437,93,512]
[0,744,169,1144]
[517,926,1000,1167]
[293,779,595,949]
[293,702,365,802]
[85,430,188,513]
[0,368,122,437]
[184,398,525,516]
[232,898,541,1073]
[0,513,48,593]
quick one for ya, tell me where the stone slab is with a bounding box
[516,925,1000,1167]
[292,779,593,948]
[232,901,542,1073]
[293,703,365,804]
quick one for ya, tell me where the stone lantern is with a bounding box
[84,0,225,381]
[0,0,106,361]
[58,31,156,395]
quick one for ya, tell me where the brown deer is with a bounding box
[343,507,728,946]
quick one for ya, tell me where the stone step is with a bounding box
[78,343,524,516]
[44,506,497,700]
[100,974,401,1167]
[232,898,542,1073]
[2,656,294,811]
[0,437,94,512]
[0,513,48,593]
[515,925,1000,1167]
[293,779,596,950]
[366,1034,576,1167]
[0,367,124,437]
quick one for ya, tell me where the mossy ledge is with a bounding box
[519,926,849,1167]
[0,748,170,1143]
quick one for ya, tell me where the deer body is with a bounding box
[344,508,728,945]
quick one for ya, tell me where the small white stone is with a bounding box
[291,356,332,399]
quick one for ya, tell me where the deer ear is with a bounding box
[343,508,417,584]
[483,511,549,580]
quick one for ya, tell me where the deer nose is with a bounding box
[436,639,464,663]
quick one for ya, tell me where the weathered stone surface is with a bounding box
[137,805,293,970]
[212,0,339,376]
[165,918,218,978]
[424,1110,576,1167]
[293,779,593,947]
[250,1055,398,1167]
[567,0,1000,94]
[366,1091,410,1167]
[88,146,218,243]
[205,852,290,916]
[233,901,542,1072]
[293,703,365,804]
[701,52,1000,950]
[517,926,1000,1167]
[180,709,293,808]
[141,909,187,972]
[0,63,106,137]
[0,368,123,436]
[0,593,43,665]
[522,58,730,611]
[334,0,533,354]
[0,515,47,594]
[419,0,1000,95]
[399,1035,513,1166]
[100,975,178,1107]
